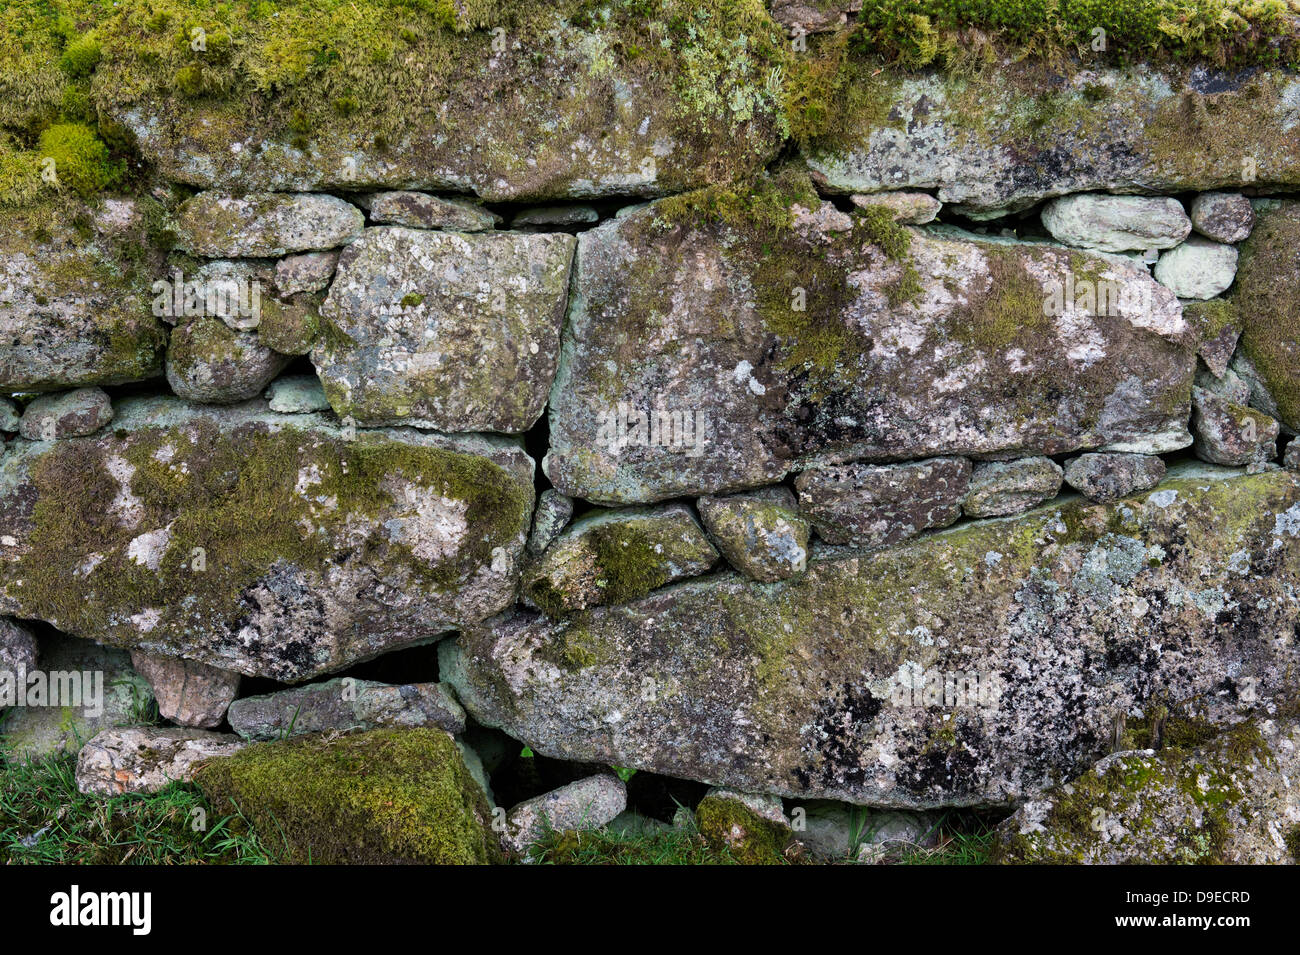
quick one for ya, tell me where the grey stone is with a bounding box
[274,251,339,297]
[1190,192,1255,243]
[1195,363,1251,406]
[166,318,291,404]
[0,617,38,676]
[771,0,863,33]
[0,398,18,432]
[1153,237,1238,300]
[795,458,970,547]
[0,396,536,682]
[367,192,501,231]
[265,375,330,414]
[443,465,1300,807]
[1041,195,1191,253]
[227,678,466,741]
[510,205,599,228]
[1229,351,1285,423]
[503,774,627,855]
[996,718,1300,864]
[0,633,152,758]
[315,227,575,433]
[546,188,1194,504]
[1062,452,1167,504]
[697,486,810,582]
[963,457,1063,518]
[175,192,364,257]
[850,191,941,224]
[1286,437,1300,471]
[521,504,719,615]
[129,650,240,729]
[76,727,246,796]
[1191,386,1279,466]
[793,803,938,862]
[18,388,113,440]
[1183,299,1240,377]
[526,490,574,556]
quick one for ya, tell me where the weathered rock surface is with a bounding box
[129,650,240,729]
[546,188,1195,503]
[0,397,535,681]
[1183,299,1240,377]
[265,375,330,414]
[1234,200,1300,431]
[1190,192,1255,243]
[1041,195,1191,253]
[698,486,810,581]
[1286,436,1300,471]
[175,193,364,257]
[0,206,167,391]
[792,801,939,862]
[444,465,1300,807]
[0,398,18,433]
[771,0,863,33]
[103,11,784,201]
[227,677,466,741]
[962,457,1062,518]
[1153,238,1238,300]
[995,719,1300,864]
[1062,452,1166,504]
[510,205,600,228]
[0,617,38,676]
[274,252,339,297]
[18,388,113,440]
[366,192,500,231]
[315,227,576,433]
[76,727,246,796]
[526,490,574,556]
[696,787,793,864]
[166,318,291,404]
[1191,386,1279,467]
[795,458,970,546]
[521,504,719,616]
[804,64,1300,215]
[0,634,152,757]
[851,191,941,224]
[503,774,628,855]
[1196,363,1251,406]
[194,728,501,863]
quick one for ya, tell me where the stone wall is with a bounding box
[3,0,1300,864]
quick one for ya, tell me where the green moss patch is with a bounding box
[1234,201,1300,428]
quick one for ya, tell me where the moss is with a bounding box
[58,33,102,79]
[695,794,791,864]
[260,296,322,356]
[1285,825,1300,862]
[35,122,122,198]
[950,244,1052,352]
[194,728,501,864]
[1233,201,1300,427]
[400,292,425,308]
[588,523,678,605]
[1183,298,1238,341]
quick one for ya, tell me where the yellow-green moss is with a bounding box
[1234,201,1300,427]
[194,728,501,864]
[696,793,791,864]
[35,122,122,197]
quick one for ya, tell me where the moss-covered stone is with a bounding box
[696,790,792,864]
[1234,200,1300,431]
[194,728,501,864]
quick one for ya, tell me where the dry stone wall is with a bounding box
[3,0,1300,865]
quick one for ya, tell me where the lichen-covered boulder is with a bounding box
[1153,238,1237,300]
[174,193,363,257]
[0,203,167,391]
[1041,195,1190,253]
[443,465,1300,807]
[697,486,810,582]
[1190,386,1278,467]
[1190,192,1254,244]
[18,388,113,441]
[76,727,247,796]
[1062,452,1166,504]
[503,774,628,855]
[129,650,240,729]
[194,728,502,864]
[99,4,785,201]
[314,227,575,433]
[227,678,466,741]
[546,176,1195,503]
[1183,299,1240,378]
[166,318,291,404]
[366,192,501,231]
[521,504,719,616]
[994,719,1300,864]
[962,457,1062,518]
[804,62,1300,215]
[0,396,535,681]
[1234,199,1300,431]
[795,458,970,546]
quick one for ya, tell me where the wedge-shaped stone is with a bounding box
[444,466,1300,807]
[546,188,1194,503]
[315,228,576,433]
[804,64,1300,215]
[0,397,535,682]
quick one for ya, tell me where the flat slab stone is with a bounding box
[175,193,363,257]
[0,396,535,681]
[795,458,970,546]
[227,677,466,741]
[366,192,501,231]
[1041,195,1190,253]
[76,727,246,796]
[443,466,1300,807]
[315,227,576,433]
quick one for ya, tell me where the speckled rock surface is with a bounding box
[850,191,941,224]
[443,465,1300,807]
[1153,238,1238,300]
[698,486,810,581]
[526,490,575,556]
[796,458,970,546]
[1190,192,1255,243]
[315,227,575,433]
[1062,452,1167,504]
[227,678,466,741]
[129,650,240,729]
[0,617,38,676]
[963,457,1063,518]
[274,252,340,297]
[18,388,113,441]
[175,193,363,257]
[1191,386,1279,467]
[76,727,247,796]
[1041,195,1191,253]
[166,318,291,404]
[366,192,501,231]
[503,774,628,854]
[0,397,535,681]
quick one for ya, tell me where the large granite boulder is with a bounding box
[803,62,1300,216]
[444,465,1300,807]
[314,227,576,433]
[0,397,535,681]
[546,177,1194,503]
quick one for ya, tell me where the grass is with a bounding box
[530,820,752,865]
[0,746,274,865]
